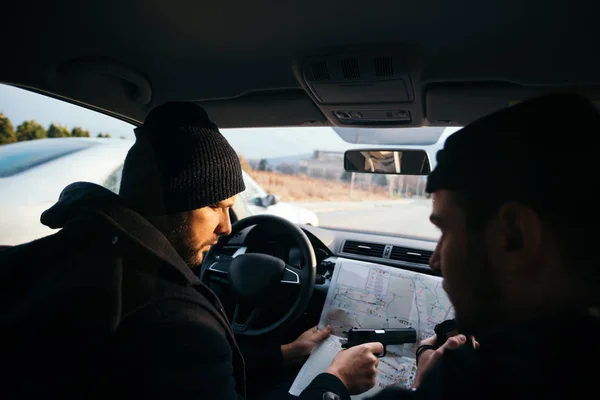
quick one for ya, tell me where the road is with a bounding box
[295,198,440,239]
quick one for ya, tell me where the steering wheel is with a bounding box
[200,214,316,336]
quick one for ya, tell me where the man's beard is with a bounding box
[175,239,204,270]
[165,220,204,270]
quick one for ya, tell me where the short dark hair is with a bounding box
[451,189,599,305]
[450,191,503,233]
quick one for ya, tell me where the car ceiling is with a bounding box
[1,0,598,129]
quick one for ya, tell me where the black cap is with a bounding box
[426,93,600,210]
[119,102,245,216]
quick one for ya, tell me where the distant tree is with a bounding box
[238,155,253,173]
[104,133,111,138]
[16,120,46,141]
[0,113,16,145]
[47,123,70,138]
[373,174,389,187]
[97,133,104,138]
[97,133,111,138]
[71,126,90,137]
[258,159,269,171]
[340,170,352,182]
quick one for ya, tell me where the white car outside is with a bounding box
[0,138,319,245]
[239,172,319,227]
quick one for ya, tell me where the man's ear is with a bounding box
[495,202,543,265]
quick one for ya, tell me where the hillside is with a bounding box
[248,170,393,202]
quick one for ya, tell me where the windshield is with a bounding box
[222,126,458,240]
[0,83,457,243]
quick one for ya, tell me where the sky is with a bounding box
[0,83,456,160]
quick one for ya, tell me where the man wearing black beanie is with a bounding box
[117,101,334,396]
[299,93,600,400]
[0,101,337,399]
[119,101,246,269]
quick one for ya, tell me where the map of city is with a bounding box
[289,258,454,398]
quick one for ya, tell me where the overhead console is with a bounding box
[296,47,600,129]
[294,46,424,127]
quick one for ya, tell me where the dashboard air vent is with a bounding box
[389,246,433,265]
[342,240,385,258]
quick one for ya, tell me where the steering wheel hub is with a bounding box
[229,253,285,304]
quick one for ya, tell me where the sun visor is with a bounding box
[426,83,600,126]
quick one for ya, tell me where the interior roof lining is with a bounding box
[1,0,598,127]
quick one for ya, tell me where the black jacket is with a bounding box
[300,311,600,400]
[0,182,245,399]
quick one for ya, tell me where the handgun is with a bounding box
[434,319,460,346]
[434,319,474,349]
[340,327,417,357]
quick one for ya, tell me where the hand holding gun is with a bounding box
[340,328,417,357]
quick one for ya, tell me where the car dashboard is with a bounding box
[208,222,440,343]
[220,223,439,292]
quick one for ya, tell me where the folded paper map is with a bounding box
[289,258,454,399]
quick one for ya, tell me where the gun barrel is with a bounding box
[382,328,417,344]
[345,328,417,346]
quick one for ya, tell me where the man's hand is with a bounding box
[325,342,383,395]
[412,334,479,388]
[281,325,332,366]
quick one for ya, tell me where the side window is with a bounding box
[0,139,97,177]
[0,83,135,245]
[104,164,124,194]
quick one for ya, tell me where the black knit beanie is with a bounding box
[119,102,245,216]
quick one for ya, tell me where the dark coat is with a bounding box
[300,311,600,400]
[0,182,245,399]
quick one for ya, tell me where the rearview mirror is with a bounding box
[344,149,431,175]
